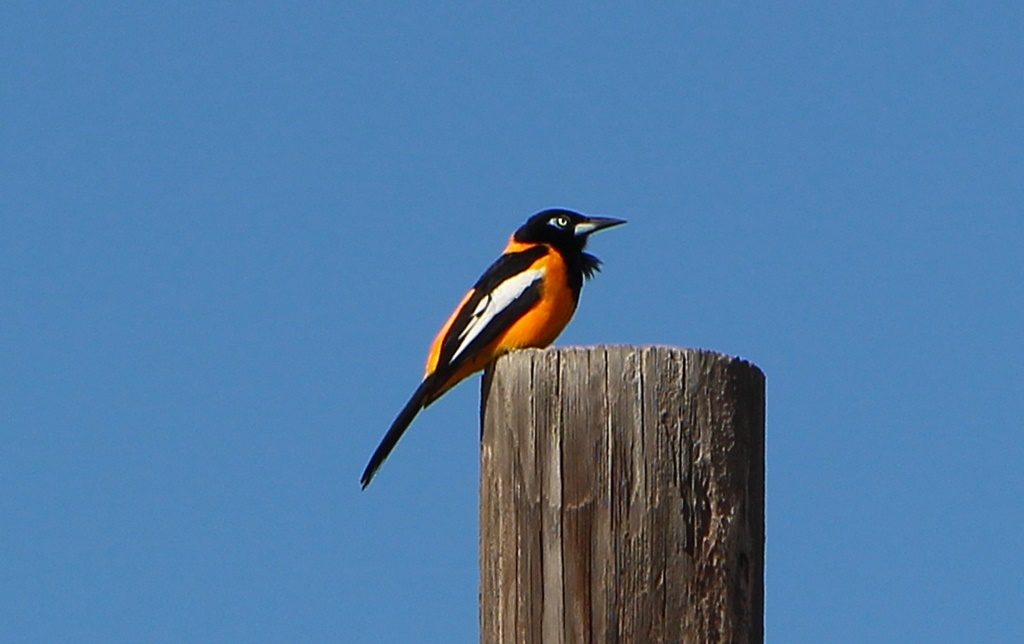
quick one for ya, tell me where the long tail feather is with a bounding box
[360,378,436,488]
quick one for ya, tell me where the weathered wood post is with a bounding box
[480,346,764,643]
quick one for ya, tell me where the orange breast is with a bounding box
[495,249,576,350]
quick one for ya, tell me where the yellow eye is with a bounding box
[550,215,570,228]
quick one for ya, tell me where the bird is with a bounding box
[360,208,625,488]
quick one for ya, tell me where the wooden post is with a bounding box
[480,346,764,644]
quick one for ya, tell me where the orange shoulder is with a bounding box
[502,236,538,254]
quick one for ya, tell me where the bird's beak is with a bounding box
[573,216,627,237]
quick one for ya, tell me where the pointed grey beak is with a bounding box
[573,216,627,237]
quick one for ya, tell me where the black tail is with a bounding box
[360,377,436,488]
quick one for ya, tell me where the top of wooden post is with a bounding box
[480,345,765,644]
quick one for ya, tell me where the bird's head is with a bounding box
[513,209,626,253]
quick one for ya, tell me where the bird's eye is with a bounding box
[550,215,570,229]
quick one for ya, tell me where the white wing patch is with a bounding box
[451,267,545,362]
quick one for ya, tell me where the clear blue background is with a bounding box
[3,3,1021,642]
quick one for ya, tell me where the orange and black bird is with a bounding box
[360,208,625,488]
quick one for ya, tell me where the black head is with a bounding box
[513,209,626,254]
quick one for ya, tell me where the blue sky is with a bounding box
[2,3,1022,642]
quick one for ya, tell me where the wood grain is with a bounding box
[480,346,765,644]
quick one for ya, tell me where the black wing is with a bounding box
[360,245,547,488]
[431,245,547,378]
